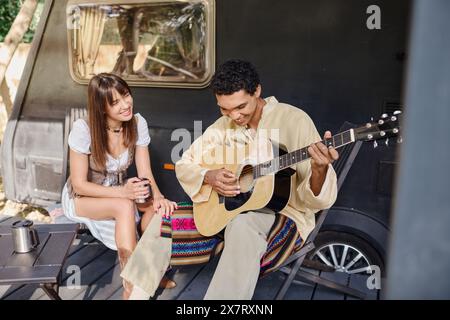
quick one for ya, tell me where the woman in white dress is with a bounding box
[61,73,177,299]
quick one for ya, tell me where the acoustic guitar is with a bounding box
[193,112,402,236]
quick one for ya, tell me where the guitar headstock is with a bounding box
[354,111,402,147]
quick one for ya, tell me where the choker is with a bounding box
[106,125,123,133]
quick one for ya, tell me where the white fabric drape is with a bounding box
[74,7,107,77]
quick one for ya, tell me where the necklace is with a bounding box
[106,125,123,133]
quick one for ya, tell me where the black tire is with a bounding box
[307,231,385,275]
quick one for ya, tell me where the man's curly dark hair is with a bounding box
[211,59,260,95]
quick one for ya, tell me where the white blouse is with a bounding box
[68,113,151,175]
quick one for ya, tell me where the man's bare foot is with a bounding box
[158,275,177,289]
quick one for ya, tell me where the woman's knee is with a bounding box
[113,199,136,220]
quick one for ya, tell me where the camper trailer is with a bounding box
[1,0,411,276]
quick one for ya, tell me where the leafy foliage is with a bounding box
[0,0,44,43]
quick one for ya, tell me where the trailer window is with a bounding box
[67,0,215,88]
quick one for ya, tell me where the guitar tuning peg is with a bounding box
[370,117,374,122]
[373,140,378,149]
[381,113,388,119]
[385,138,389,146]
[397,136,403,144]
[393,110,402,115]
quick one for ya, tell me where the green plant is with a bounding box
[0,0,45,43]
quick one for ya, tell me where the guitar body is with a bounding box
[193,137,296,236]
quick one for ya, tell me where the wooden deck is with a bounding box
[0,214,382,300]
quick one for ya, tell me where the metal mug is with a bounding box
[135,177,152,204]
[11,219,40,253]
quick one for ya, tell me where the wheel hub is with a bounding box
[312,243,372,275]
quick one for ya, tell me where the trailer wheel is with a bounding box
[308,231,385,275]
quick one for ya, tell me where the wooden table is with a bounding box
[0,223,79,300]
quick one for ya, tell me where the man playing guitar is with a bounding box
[175,59,339,299]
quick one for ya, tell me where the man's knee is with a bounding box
[225,214,268,253]
[226,212,272,237]
[225,214,254,237]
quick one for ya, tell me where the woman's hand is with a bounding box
[122,177,151,200]
[152,194,178,218]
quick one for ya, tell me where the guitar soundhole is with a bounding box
[239,165,254,193]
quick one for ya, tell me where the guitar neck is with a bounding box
[254,129,355,178]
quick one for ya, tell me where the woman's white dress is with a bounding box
[61,113,151,250]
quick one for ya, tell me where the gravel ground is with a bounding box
[0,176,51,223]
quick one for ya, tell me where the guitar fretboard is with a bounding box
[254,129,354,178]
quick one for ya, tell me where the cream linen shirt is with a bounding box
[175,96,338,241]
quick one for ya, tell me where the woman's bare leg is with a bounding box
[137,201,155,233]
[74,197,137,251]
[74,197,137,299]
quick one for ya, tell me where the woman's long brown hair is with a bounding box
[87,73,137,172]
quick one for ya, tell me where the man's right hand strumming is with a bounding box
[204,169,241,197]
